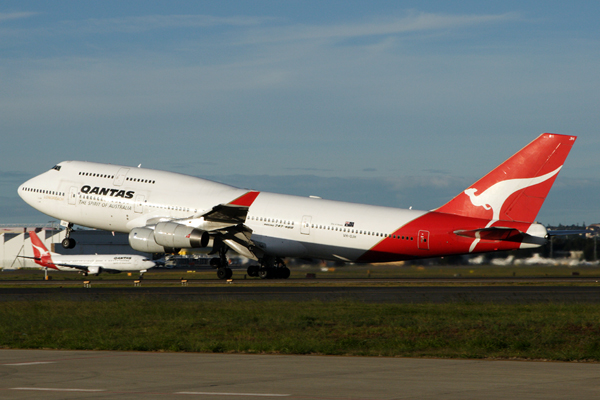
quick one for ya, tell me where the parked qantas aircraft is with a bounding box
[19,231,156,276]
[18,133,576,279]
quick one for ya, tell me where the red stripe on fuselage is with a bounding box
[357,211,532,263]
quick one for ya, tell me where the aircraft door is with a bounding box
[134,195,145,213]
[418,230,430,250]
[68,186,78,205]
[114,168,130,186]
[301,216,312,235]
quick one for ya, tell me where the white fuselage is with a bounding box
[18,161,428,262]
[44,253,156,274]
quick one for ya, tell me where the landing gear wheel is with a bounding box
[259,267,271,279]
[280,267,291,279]
[217,267,233,280]
[61,222,76,249]
[61,237,76,249]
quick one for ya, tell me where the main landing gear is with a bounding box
[247,257,290,280]
[211,246,233,280]
[61,222,76,249]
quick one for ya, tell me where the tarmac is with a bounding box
[1,349,599,399]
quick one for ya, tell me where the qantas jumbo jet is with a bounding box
[19,231,156,276]
[18,133,575,279]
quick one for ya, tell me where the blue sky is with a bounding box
[1,1,599,226]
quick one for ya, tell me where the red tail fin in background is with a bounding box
[436,133,576,223]
[29,230,57,269]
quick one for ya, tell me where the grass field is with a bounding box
[2,298,600,361]
[3,265,600,361]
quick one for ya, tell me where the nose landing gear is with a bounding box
[61,222,76,249]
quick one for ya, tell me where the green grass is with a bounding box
[2,299,600,361]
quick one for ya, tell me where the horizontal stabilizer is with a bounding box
[454,227,523,241]
[455,226,548,246]
[17,256,41,261]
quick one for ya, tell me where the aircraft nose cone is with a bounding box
[17,178,34,201]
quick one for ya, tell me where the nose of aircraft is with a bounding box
[17,176,37,203]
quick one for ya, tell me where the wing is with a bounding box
[197,191,262,259]
[53,262,94,272]
[132,191,263,260]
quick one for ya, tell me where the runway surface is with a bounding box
[1,284,600,303]
[1,349,599,400]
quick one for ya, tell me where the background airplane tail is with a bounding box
[28,230,56,267]
[436,133,576,223]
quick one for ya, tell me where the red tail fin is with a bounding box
[436,133,576,223]
[29,231,56,269]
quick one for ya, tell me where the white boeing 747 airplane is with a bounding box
[18,133,576,279]
[19,231,156,276]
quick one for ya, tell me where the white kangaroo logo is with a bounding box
[465,166,562,252]
[464,166,562,222]
[32,243,49,257]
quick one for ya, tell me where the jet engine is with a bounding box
[129,227,169,253]
[87,266,101,275]
[128,222,210,254]
[154,221,210,249]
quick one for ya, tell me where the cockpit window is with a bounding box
[51,165,61,171]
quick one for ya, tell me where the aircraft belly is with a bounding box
[253,234,374,262]
[253,235,309,258]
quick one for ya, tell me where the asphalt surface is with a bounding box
[1,284,600,303]
[2,349,599,400]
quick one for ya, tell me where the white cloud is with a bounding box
[0,12,38,23]
[64,14,276,34]
[239,12,522,45]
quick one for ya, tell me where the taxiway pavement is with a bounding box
[1,349,599,400]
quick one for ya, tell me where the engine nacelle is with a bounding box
[129,227,174,253]
[154,222,210,249]
[87,266,101,275]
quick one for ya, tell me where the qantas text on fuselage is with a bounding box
[18,133,576,279]
[80,185,135,198]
